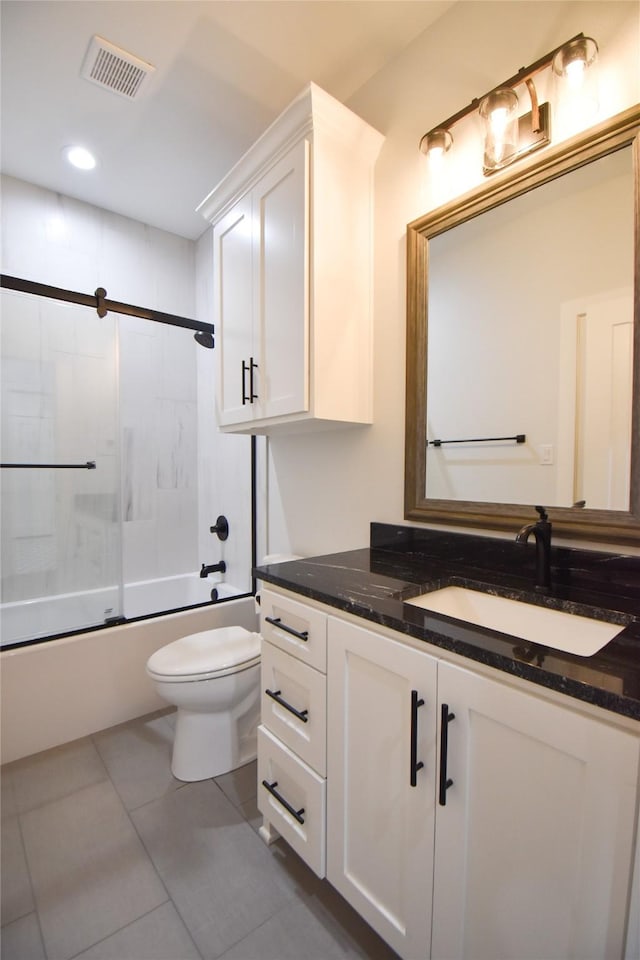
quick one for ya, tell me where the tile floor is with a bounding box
[1,709,400,960]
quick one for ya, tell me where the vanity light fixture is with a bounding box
[419,33,598,176]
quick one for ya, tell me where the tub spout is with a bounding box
[200,561,226,578]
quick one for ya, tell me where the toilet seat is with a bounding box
[146,626,261,683]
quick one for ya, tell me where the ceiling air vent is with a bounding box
[81,35,155,100]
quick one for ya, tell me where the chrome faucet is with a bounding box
[200,561,226,578]
[516,506,551,592]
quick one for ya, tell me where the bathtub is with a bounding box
[0,584,258,763]
[0,573,239,648]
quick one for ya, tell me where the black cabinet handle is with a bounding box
[249,356,258,401]
[264,616,309,642]
[241,360,249,405]
[410,689,425,787]
[261,779,305,824]
[265,688,309,723]
[439,703,455,805]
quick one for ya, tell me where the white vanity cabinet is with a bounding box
[258,587,640,960]
[326,616,438,960]
[257,589,328,877]
[432,661,639,960]
[198,83,384,434]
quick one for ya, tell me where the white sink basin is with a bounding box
[407,586,624,657]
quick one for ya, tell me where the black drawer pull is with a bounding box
[439,703,456,806]
[410,689,425,787]
[264,616,309,642]
[261,779,305,824]
[265,688,309,723]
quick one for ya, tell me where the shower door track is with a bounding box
[0,274,214,339]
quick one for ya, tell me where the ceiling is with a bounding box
[1,0,454,240]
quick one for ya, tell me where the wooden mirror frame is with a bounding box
[405,105,640,545]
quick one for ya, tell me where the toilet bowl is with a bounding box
[146,625,261,782]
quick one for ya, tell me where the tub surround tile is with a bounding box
[0,912,46,960]
[131,780,305,959]
[73,902,202,960]
[20,779,168,960]
[254,524,640,721]
[92,711,182,812]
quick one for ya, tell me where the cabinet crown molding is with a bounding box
[197,81,384,226]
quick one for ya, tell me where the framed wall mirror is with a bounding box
[405,105,640,544]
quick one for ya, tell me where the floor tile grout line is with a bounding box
[124,784,206,960]
[64,898,192,960]
[2,740,111,819]
[215,905,281,960]
[14,807,48,959]
[124,776,263,960]
[88,723,192,927]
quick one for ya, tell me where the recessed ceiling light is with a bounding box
[64,146,97,170]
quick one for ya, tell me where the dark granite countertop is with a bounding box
[254,524,640,722]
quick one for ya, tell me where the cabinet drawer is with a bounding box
[257,725,326,878]
[261,640,327,775]
[261,590,327,672]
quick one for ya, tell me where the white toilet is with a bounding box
[146,625,261,782]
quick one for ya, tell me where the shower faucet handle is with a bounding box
[209,515,229,541]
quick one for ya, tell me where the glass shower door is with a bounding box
[0,289,122,645]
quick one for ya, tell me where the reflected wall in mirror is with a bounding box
[405,106,640,544]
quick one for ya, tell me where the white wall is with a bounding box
[0,175,195,312]
[265,0,640,558]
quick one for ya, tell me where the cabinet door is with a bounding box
[433,662,639,960]
[213,195,254,425]
[255,139,309,421]
[327,617,437,960]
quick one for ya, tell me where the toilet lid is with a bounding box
[146,626,260,679]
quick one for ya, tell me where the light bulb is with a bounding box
[479,88,519,171]
[64,146,97,170]
[564,58,586,88]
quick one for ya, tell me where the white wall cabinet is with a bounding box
[259,588,639,960]
[199,83,384,434]
[212,143,307,427]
